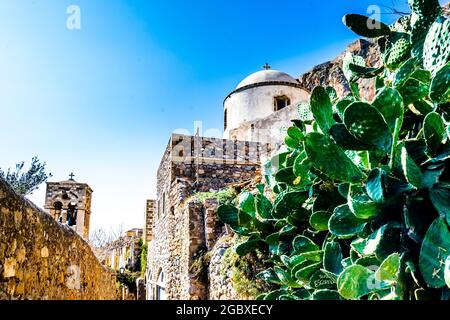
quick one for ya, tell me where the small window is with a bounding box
[274,96,291,111]
[162,193,166,216]
[158,199,162,220]
[224,109,228,130]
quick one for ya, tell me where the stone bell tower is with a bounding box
[44,173,93,240]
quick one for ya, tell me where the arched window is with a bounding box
[146,269,153,300]
[274,95,291,111]
[67,204,77,227]
[155,269,166,300]
[53,202,63,222]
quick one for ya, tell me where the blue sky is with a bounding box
[0,0,442,233]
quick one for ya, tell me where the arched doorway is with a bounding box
[145,269,153,300]
[155,269,166,300]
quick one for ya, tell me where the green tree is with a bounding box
[0,157,52,195]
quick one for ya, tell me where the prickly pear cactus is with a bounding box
[430,62,450,103]
[384,34,412,70]
[342,14,391,38]
[411,15,435,63]
[343,52,366,82]
[408,0,442,63]
[408,0,441,16]
[423,16,450,75]
[391,15,412,33]
[216,0,450,301]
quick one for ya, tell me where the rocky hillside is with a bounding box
[298,2,450,101]
[298,39,380,101]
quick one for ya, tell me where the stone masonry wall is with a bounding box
[147,181,228,300]
[0,178,117,300]
[203,199,222,251]
[208,236,239,300]
[147,134,267,300]
[169,134,267,194]
[228,101,301,147]
[147,178,192,300]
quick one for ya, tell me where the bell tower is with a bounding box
[44,173,93,240]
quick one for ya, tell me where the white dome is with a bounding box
[236,69,298,89]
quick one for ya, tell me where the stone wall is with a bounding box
[168,134,268,194]
[154,196,231,300]
[147,183,224,300]
[146,133,268,300]
[228,101,304,147]
[203,199,222,251]
[146,191,266,300]
[0,178,117,300]
[144,200,155,243]
[208,236,239,300]
[147,177,191,300]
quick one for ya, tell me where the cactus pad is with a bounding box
[343,102,393,153]
[430,62,450,103]
[408,0,441,17]
[384,33,412,70]
[310,86,335,134]
[343,52,366,82]
[423,16,450,75]
[304,132,365,183]
[343,14,391,38]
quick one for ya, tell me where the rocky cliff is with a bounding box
[298,39,381,101]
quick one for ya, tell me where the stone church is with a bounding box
[144,64,311,300]
[144,39,381,300]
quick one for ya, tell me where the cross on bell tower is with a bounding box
[262,63,271,70]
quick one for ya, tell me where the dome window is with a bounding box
[224,108,228,130]
[274,95,291,111]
